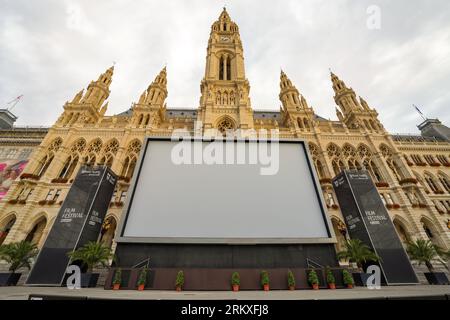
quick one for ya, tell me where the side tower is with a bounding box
[196,8,254,135]
[56,66,114,127]
[331,72,384,133]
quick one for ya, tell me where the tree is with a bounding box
[406,239,447,272]
[337,239,379,271]
[0,241,38,273]
[67,241,114,273]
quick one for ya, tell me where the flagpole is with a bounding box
[413,104,427,121]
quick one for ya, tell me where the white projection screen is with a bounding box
[117,137,335,244]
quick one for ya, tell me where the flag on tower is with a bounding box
[413,104,427,121]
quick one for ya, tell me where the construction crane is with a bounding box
[3,95,24,112]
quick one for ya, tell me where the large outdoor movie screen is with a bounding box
[118,138,334,244]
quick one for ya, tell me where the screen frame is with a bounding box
[115,136,336,244]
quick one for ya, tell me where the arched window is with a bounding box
[436,155,449,165]
[58,139,86,179]
[308,143,325,179]
[424,173,441,193]
[121,140,142,179]
[327,143,345,176]
[380,144,404,181]
[226,56,231,80]
[437,173,450,193]
[217,117,235,136]
[303,118,309,129]
[98,139,119,169]
[33,138,62,178]
[83,139,102,166]
[297,118,303,129]
[219,56,224,80]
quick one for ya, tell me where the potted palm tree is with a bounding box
[0,241,38,286]
[287,270,296,290]
[112,268,122,290]
[260,270,270,291]
[137,267,148,291]
[231,272,240,292]
[337,239,380,287]
[342,269,354,288]
[175,270,184,291]
[326,267,336,289]
[67,241,114,288]
[308,269,320,290]
[406,239,449,285]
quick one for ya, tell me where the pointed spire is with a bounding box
[359,96,370,110]
[219,6,231,21]
[279,69,294,90]
[138,90,147,104]
[71,89,84,104]
[152,66,167,86]
[330,71,348,93]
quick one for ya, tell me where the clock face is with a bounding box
[220,36,230,42]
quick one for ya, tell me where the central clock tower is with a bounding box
[196,8,254,135]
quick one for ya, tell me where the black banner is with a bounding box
[26,166,116,286]
[332,170,418,285]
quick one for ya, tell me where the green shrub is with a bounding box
[0,241,38,273]
[175,270,185,288]
[287,270,296,287]
[113,268,122,285]
[342,269,354,286]
[137,267,148,286]
[260,270,270,286]
[231,272,240,286]
[326,267,335,284]
[308,269,319,286]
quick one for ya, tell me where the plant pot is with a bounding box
[176,286,182,292]
[263,284,269,291]
[113,283,120,290]
[328,283,336,289]
[232,284,239,292]
[80,273,99,288]
[424,272,450,285]
[346,284,353,289]
[0,273,21,286]
[312,283,319,290]
[138,284,145,291]
[288,285,295,291]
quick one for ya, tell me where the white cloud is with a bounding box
[0,0,449,134]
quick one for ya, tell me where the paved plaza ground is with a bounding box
[0,285,449,300]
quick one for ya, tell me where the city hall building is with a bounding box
[0,9,449,283]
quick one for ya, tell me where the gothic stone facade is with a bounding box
[0,9,449,258]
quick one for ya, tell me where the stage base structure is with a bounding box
[112,243,340,290]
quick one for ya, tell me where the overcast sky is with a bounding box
[1,0,449,134]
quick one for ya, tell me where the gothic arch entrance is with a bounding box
[420,217,446,249]
[25,216,47,245]
[0,214,16,245]
[393,218,411,247]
